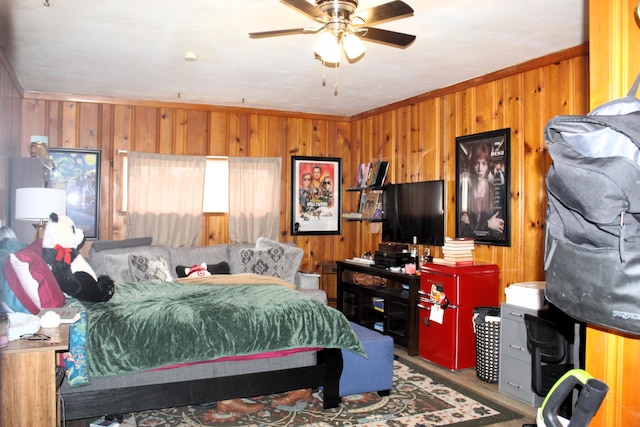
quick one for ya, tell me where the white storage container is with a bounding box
[504,281,546,310]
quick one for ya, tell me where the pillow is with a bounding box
[90,245,171,282]
[8,254,41,307]
[128,254,173,282]
[239,247,285,279]
[91,237,153,253]
[175,261,230,278]
[3,246,65,314]
[255,237,303,284]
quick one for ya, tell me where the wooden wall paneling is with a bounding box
[98,104,114,239]
[226,113,241,156]
[267,115,289,242]
[209,111,229,156]
[519,69,545,284]
[587,1,640,425]
[502,75,524,286]
[78,103,99,149]
[185,109,209,156]
[60,102,77,147]
[441,93,457,252]
[473,81,496,133]
[158,108,175,154]
[172,109,187,154]
[132,106,159,153]
[45,101,60,149]
[247,113,265,156]
[310,118,325,155]
[21,99,45,153]
[331,120,350,269]
[111,105,133,238]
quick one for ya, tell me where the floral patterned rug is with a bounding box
[122,358,521,427]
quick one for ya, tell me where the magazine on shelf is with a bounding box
[356,163,371,188]
[361,191,382,219]
[374,161,389,187]
[365,160,381,187]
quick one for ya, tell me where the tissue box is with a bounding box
[505,281,546,310]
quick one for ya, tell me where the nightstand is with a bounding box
[320,261,337,308]
[0,325,70,426]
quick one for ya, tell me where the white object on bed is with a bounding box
[7,312,41,340]
[40,311,61,328]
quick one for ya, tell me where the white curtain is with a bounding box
[126,152,206,247]
[228,157,281,243]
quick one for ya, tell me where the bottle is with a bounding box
[411,236,419,270]
[423,246,433,263]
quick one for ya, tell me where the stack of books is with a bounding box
[435,237,475,266]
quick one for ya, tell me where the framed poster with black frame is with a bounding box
[291,156,342,235]
[455,128,510,246]
[48,148,101,240]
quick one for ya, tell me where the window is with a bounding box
[121,155,229,213]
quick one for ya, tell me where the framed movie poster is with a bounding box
[48,148,101,240]
[291,156,342,235]
[455,128,511,246]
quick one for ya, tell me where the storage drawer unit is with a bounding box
[498,303,544,406]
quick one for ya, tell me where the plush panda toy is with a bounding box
[42,212,115,302]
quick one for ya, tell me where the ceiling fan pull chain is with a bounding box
[321,61,327,87]
[334,66,339,96]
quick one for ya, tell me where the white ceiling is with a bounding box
[0,0,588,117]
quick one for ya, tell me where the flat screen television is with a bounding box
[382,180,445,246]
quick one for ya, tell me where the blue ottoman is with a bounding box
[339,322,394,397]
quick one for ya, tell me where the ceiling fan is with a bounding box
[249,0,416,63]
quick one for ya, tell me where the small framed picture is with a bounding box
[455,129,510,246]
[291,156,342,235]
[48,148,101,240]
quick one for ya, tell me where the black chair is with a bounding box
[523,313,574,398]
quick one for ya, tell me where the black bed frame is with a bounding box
[61,348,343,420]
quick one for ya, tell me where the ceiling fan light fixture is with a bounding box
[342,33,365,60]
[314,31,341,63]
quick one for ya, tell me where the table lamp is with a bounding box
[15,187,67,241]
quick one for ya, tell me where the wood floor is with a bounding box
[396,346,538,426]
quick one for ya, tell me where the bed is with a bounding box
[59,274,364,420]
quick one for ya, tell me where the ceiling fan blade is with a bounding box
[357,27,416,47]
[281,0,329,22]
[352,0,414,26]
[249,27,320,38]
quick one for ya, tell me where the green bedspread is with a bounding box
[83,280,365,378]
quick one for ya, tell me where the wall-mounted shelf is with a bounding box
[343,186,385,222]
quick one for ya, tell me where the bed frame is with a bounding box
[61,348,343,420]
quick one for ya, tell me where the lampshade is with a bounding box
[314,31,341,64]
[15,187,67,221]
[342,33,365,60]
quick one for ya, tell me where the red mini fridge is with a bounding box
[418,263,499,370]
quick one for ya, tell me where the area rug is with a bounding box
[124,357,521,427]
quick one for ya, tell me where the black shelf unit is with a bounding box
[337,261,419,356]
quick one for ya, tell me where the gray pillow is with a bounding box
[91,237,153,253]
[128,254,173,282]
[255,237,303,284]
[89,245,171,283]
[239,247,285,279]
